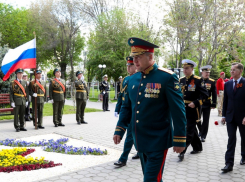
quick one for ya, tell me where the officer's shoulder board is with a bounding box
[158,67,174,75]
[194,75,201,79]
[209,78,215,82]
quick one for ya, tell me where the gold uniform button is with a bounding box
[138,101,140,104]
[139,92,141,95]
[136,120,139,123]
[137,111,139,114]
[141,83,143,86]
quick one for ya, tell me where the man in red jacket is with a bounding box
[216,72,225,116]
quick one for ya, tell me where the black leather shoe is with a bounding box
[16,129,20,132]
[201,138,205,142]
[240,158,245,165]
[106,110,110,111]
[178,154,184,161]
[20,128,27,131]
[81,121,88,124]
[114,161,126,167]
[190,150,201,154]
[58,123,65,126]
[221,164,233,173]
[132,153,140,159]
[77,122,81,125]
[55,124,58,127]
[38,126,45,129]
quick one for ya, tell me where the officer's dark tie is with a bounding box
[234,80,237,92]
[19,80,21,84]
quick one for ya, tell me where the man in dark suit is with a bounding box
[221,62,245,173]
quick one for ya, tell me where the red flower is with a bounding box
[214,121,219,125]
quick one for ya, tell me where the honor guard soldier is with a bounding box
[197,65,217,142]
[116,76,123,97]
[114,56,139,168]
[29,70,46,129]
[10,68,29,132]
[100,75,110,111]
[75,71,89,125]
[23,73,31,121]
[113,37,187,182]
[49,68,66,127]
[178,59,209,161]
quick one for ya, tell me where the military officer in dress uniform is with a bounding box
[113,37,187,182]
[49,68,66,127]
[114,56,139,168]
[197,65,217,142]
[29,69,46,129]
[10,68,29,132]
[178,59,209,161]
[116,76,123,97]
[100,75,110,111]
[75,71,89,125]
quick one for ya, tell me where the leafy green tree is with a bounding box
[86,8,161,82]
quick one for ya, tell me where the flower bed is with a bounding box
[0,138,108,156]
[0,138,69,147]
[0,148,62,173]
[44,144,107,155]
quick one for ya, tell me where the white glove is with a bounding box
[50,99,54,103]
[26,102,28,107]
[103,91,105,94]
[33,93,37,97]
[114,112,118,117]
[11,102,15,108]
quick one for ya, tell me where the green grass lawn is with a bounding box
[89,89,117,102]
[0,103,101,121]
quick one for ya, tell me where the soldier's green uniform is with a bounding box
[114,38,187,182]
[49,68,66,127]
[75,71,89,124]
[29,70,47,128]
[10,68,29,132]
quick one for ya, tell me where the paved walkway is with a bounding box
[0,101,244,182]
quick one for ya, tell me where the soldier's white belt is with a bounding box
[76,90,86,92]
[53,90,63,94]
[14,93,25,97]
[37,94,44,96]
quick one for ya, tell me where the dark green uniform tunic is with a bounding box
[10,79,29,130]
[114,63,186,182]
[49,78,66,125]
[75,79,89,123]
[29,80,47,127]
[115,76,136,163]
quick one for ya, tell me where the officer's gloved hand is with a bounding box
[50,99,54,104]
[33,93,37,97]
[11,102,15,108]
[114,112,118,117]
[103,91,105,94]
[26,102,28,107]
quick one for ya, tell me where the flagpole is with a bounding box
[33,32,38,130]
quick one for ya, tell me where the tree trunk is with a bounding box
[60,63,67,80]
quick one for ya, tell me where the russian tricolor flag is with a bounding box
[1,39,36,81]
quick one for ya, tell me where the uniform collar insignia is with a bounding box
[143,63,156,75]
[186,74,193,79]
